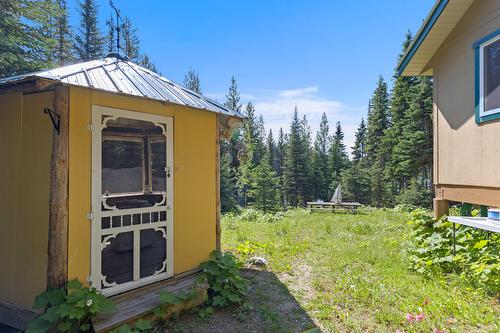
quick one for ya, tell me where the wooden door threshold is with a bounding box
[93,270,207,332]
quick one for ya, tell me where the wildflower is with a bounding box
[406,313,415,323]
[415,312,425,322]
[86,299,93,307]
[396,329,405,333]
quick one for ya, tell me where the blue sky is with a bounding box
[73,0,435,149]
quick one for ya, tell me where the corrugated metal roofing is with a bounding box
[0,54,244,118]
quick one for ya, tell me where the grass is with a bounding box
[170,209,499,333]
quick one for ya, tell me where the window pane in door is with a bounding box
[150,138,166,192]
[484,39,500,112]
[140,228,167,278]
[101,232,134,286]
[102,139,143,194]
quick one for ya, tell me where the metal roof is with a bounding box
[0,54,244,118]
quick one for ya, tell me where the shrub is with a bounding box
[27,279,115,333]
[404,209,500,294]
[200,251,247,307]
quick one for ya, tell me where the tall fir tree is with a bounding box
[311,113,331,200]
[223,76,243,204]
[342,119,371,204]
[74,0,104,61]
[329,121,349,193]
[121,16,140,62]
[248,158,280,212]
[54,0,73,65]
[284,107,310,206]
[183,67,201,93]
[266,129,276,169]
[366,75,391,207]
[139,54,159,73]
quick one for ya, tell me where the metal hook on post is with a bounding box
[44,108,61,135]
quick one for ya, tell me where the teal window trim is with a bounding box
[474,29,500,124]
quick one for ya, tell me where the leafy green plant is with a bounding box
[404,209,500,294]
[27,279,115,333]
[200,251,247,307]
[110,319,153,333]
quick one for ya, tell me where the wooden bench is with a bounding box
[307,202,362,213]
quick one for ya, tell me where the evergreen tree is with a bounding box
[54,0,73,65]
[276,128,287,207]
[248,158,280,212]
[121,16,140,62]
[0,0,57,76]
[220,154,236,212]
[351,118,367,163]
[311,113,331,200]
[140,54,159,73]
[266,129,276,169]
[223,76,243,205]
[74,0,104,61]
[329,121,349,193]
[366,75,391,207]
[183,67,201,93]
[106,13,114,53]
[283,107,310,206]
[238,101,258,206]
[341,118,371,204]
[254,114,266,164]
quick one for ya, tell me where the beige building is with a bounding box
[398,0,500,216]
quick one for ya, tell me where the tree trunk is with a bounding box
[47,85,69,289]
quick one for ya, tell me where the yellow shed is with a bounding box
[0,54,243,330]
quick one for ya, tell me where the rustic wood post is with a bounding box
[47,85,69,289]
[215,114,221,252]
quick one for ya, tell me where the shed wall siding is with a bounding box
[0,92,53,308]
[432,0,500,189]
[68,87,216,285]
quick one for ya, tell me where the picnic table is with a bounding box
[307,201,362,213]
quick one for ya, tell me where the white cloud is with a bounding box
[207,86,365,155]
[278,85,319,98]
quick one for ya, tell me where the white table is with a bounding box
[447,216,500,253]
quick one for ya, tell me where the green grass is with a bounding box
[221,209,499,333]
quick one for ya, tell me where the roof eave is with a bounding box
[397,0,450,77]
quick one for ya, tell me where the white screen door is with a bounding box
[91,105,173,296]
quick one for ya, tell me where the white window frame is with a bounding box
[91,105,174,296]
[478,33,500,117]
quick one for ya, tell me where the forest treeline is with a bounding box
[210,32,433,212]
[0,2,432,211]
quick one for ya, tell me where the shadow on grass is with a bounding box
[166,268,319,333]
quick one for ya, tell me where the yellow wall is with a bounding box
[68,87,217,284]
[0,92,53,307]
[431,0,500,189]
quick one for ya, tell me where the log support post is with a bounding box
[47,85,69,289]
[215,114,221,252]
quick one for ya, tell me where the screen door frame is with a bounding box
[90,105,174,296]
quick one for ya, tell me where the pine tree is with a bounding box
[276,128,286,207]
[254,114,266,164]
[74,0,104,61]
[329,121,349,193]
[311,113,330,200]
[283,107,310,206]
[238,101,258,206]
[351,118,367,163]
[266,129,276,169]
[183,67,201,93]
[106,13,114,53]
[121,16,140,62]
[0,0,57,76]
[366,75,391,207]
[341,118,371,204]
[223,76,243,205]
[220,154,236,212]
[54,0,72,65]
[248,158,280,212]
[140,54,159,73]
